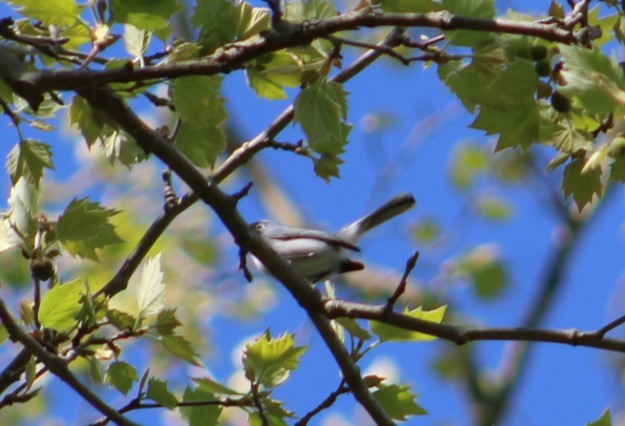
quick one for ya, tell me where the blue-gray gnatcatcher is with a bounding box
[249,194,416,282]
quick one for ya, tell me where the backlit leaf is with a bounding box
[38,280,82,332]
[6,139,54,187]
[371,306,446,342]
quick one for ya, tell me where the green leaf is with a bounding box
[89,356,105,384]
[136,254,166,322]
[243,331,308,388]
[192,376,241,395]
[335,318,372,341]
[68,95,116,148]
[472,103,539,151]
[562,156,603,210]
[609,156,625,183]
[412,217,441,244]
[159,335,201,366]
[106,361,139,396]
[380,0,437,13]
[193,0,237,53]
[234,1,271,40]
[314,154,343,181]
[110,0,182,34]
[8,0,79,26]
[372,384,427,420]
[38,280,82,332]
[371,306,447,342]
[180,387,222,426]
[0,324,8,345]
[558,45,625,114]
[106,308,136,331]
[124,24,152,59]
[147,378,179,409]
[475,196,512,221]
[449,144,489,190]
[172,76,227,126]
[456,246,508,299]
[588,409,612,426]
[294,80,351,156]
[539,119,593,153]
[56,197,123,260]
[302,0,337,19]
[6,140,54,187]
[153,309,181,335]
[246,52,303,100]
[176,121,226,168]
[6,178,40,242]
[442,0,495,47]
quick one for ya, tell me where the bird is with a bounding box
[249,193,416,282]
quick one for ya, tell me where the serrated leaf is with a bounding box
[56,197,123,260]
[314,154,343,181]
[588,409,612,426]
[6,140,54,187]
[373,384,427,420]
[294,80,351,156]
[110,0,181,35]
[539,119,593,153]
[562,156,603,210]
[102,129,148,168]
[147,378,179,409]
[38,280,82,332]
[6,178,39,243]
[193,0,237,53]
[89,356,105,384]
[159,335,201,366]
[106,361,139,396]
[472,103,538,151]
[136,254,166,321]
[8,0,79,26]
[106,308,136,331]
[175,121,226,168]
[180,387,222,426]
[235,2,271,40]
[153,308,181,335]
[124,24,152,59]
[68,95,115,148]
[172,76,227,126]
[371,306,447,342]
[442,0,495,47]
[246,52,302,100]
[243,331,308,388]
[192,376,241,395]
[558,45,625,114]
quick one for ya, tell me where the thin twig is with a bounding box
[325,34,410,65]
[295,381,350,426]
[383,251,419,314]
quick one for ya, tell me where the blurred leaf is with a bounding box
[175,121,226,168]
[412,217,441,244]
[6,140,54,187]
[314,154,343,181]
[136,254,166,322]
[106,308,136,331]
[159,335,201,366]
[562,156,603,210]
[193,376,241,395]
[371,306,447,342]
[89,356,105,384]
[106,361,139,396]
[587,409,612,426]
[372,384,427,420]
[193,0,237,53]
[38,280,82,332]
[449,144,489,190]
[56,198,124,260]
[380,0,437,13]
[0,323,8,344]
[335,318,372,341]
[153,308,181,336]
[110,0,181,34]
[243,331,308,388]
[8,0,79,26]
[456,245,508,299]
[609,156,625,183]
[147,378,179,409]
[475,196,512,221]
[180,387,222,426]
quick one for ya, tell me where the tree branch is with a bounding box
[0,298,135,426]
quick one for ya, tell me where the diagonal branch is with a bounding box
[0,298,135,426]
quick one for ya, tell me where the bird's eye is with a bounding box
[255,223,264,231]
